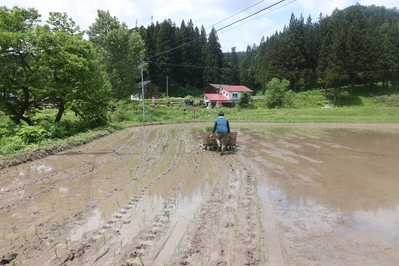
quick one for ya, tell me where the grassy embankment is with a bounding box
[1,89,398,167]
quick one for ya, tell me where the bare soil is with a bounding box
[1,123,399,265]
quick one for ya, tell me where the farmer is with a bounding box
[210,111,230,156]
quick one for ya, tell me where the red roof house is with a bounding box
[219,85,253,102]
[204,84,253,108]
[204,93,232,107]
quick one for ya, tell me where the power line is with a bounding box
[147,60,399,75]
[167,76,198,95]
[216,0,287,32]
[109,0,291,80]
[147,0,288,60]
[106,0,295,81]
[207,0,267,29]
[218,0,296,35]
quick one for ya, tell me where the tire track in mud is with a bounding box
[1,124,266,266]
[0,129,148,212]
[0,127,164,215]
[42,127,203,266]
[114,129,205,266]
[169,150,266,266]
[0,126,176,265]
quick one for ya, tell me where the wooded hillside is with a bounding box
[140,4,399,96]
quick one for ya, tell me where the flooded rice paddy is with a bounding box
[0,123,398,265]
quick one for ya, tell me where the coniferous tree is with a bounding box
[239,44,259,93]
[177,19,200,88]
[285,13,306,92]
[152,19,177,91]
[133,4,399,95]
[195,26,208,88]
[222,47,240,85]
[363,17,384,90]
[324,23,350,102]
[379,17,399,89]
[139,21,158,81]
[263,33,289,88]
[345,4,367,90]
[203,28,223,85]
[303,15,318,87]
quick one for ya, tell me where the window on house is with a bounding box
[232,93,238,98]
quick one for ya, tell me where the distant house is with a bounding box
[133,80,159,100]
[204,84,253,108]
[204,93,233,108]
[203,84,223,94]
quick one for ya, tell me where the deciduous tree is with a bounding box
[87,10,145,99]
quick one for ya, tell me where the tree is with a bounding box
[39,13,110,124]
[222,47,240,85]
[237,92,252,108]
[203,28,223,84]
[179,20,203,88]
[0,7,110,125]
[285,13,306,92]
[382,18,399,89]
[153,19,176,87]
[239,45,259,93]
[87,10,145,99]
[265,78,294,108]
[139,21,159,82]
[0,6,42,125]
[303,15,319,87]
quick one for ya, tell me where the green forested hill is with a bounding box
[138,4,399,97]
[241,4,399,95]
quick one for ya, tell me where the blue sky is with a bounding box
[3,0,398,52]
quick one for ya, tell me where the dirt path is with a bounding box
[1,123,398,265]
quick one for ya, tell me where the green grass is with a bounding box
[130,105,399,123]
[1,89,398,162]
[228,106,399,123]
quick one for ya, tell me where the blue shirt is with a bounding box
[212,117,230,134]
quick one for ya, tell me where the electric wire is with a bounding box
[216,0,286,32]
[107,0,293,81]
[147,0,288,60]
[207,0,267,29]
[167,76,198,95]
[146,60,399,75]
[218,0,296,35]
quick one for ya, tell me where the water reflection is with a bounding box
[36,165,52,173]
[241,124,399,263]
[353,208,399,245]
[70,208,103,242]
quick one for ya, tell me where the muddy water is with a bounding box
[0,123,398,265]
[240,123,399,265]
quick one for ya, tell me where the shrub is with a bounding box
[184,96,195,106]
[16,125,48,144]
[293,90,330,108]
[0,121,17,138]
[42,124,68,139]
[0,136,26,156]
[372,94,399,107]
[237,92,253,108]
[265,78,294,108]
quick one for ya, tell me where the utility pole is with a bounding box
[140,55,146,122]
[166,76,169,99]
